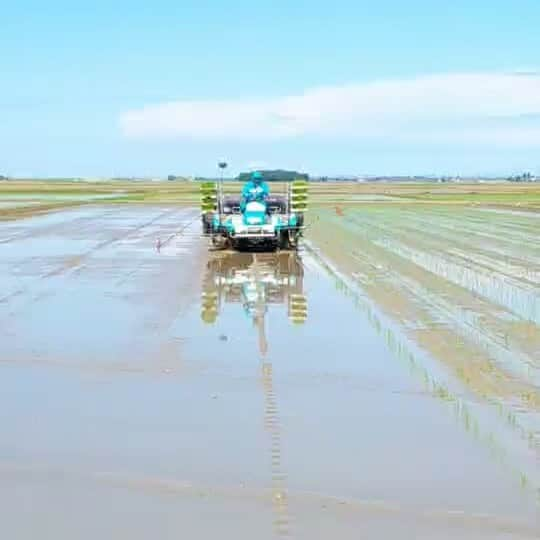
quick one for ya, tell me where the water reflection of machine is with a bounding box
[201,251,303,535]
[200,251,308,356]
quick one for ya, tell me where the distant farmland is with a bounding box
[1,179,539,221]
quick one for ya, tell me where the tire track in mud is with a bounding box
[0,206,120,245]
[261,361,292,538]
[111,212,202,290]
[0,206,136,300]
[0,209,204,377]
[0,207,197,322]
[0,207,123,301]
[41,207,187,278]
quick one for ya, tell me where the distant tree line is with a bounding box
[508,172,535,182]
[237,170,309,182]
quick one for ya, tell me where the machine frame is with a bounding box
[201,180,308,251]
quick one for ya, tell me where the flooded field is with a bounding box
[0,205,538,539]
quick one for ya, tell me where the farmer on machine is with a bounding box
[240,171,269,211]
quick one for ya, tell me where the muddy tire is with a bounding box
[288,230,301,250]
[279,231,291,250]
[202,213,214,235]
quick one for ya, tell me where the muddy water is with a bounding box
[0,207,538,539]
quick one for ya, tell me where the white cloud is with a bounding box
[119,72,540,146]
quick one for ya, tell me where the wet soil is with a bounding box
[0,206,538,539]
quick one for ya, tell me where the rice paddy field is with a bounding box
[0,179,538,539]
[308,202,539,487]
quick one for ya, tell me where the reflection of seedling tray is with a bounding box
[201,252,308,327]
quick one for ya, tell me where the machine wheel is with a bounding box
[288,230,301,250]
[211,234,228,250]
[279,231,291,250]
[202,213,216,235]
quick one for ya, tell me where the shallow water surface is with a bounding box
[0,206,538,539]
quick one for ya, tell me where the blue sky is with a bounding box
[2,0,540,177]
